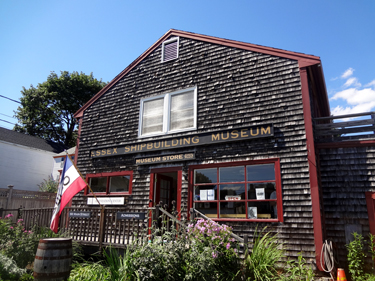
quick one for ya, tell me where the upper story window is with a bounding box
[85,171,133,195]
[161,37,179,62]
[139,87,197,137]
[190,159,283,222]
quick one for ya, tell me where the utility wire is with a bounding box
[0,119,16,125]
[0,113,16,119]
[0,94,21,104]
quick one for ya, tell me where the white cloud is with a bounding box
[365,80,375,88]
[331,101,375,116]
[341,68,354,79]
[343,77,361,88]
[331,88,375,105]
[330,69,375,117]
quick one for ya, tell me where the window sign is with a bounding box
[256,188,265,200]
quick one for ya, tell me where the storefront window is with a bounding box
[86,171,132,195]
[191,160,282,221]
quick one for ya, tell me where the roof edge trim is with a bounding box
[74,29,322,118]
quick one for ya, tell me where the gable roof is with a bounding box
[74,29,325,118]
[0,127,67,153]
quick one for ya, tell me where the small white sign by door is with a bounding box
[87,197,125,205]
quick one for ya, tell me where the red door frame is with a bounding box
[149,166,183,217]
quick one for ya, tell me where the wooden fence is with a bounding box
[16,206,150,250]
[0,187,56,222]
[314,111,375,141]
[3,204,249,253]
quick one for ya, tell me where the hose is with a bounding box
[320,240,338,280]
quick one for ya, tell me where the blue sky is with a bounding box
[0,0,374,130]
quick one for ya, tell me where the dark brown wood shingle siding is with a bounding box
[75,37,316,259]
[319,146,375,263]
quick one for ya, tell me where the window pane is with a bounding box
[90,177,107,193]
[247,164,275,181]
[194,202,217,219]
[219,184,245,200]
[170,91,194,130]
[248,201,277,219]
[194,186,217,201]
[109,176,130,193]
[142,98,164,135]
[248,182,276,199]
[220,202,246,219]
[194,168,217,184]
[219,166,244,182]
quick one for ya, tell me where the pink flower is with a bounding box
[17,219,23,223]
[5,214,13,218]
[10,227,13,229]
[212,252,217,258]
[226,243,231,249]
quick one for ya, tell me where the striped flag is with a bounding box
[50,156,87,233]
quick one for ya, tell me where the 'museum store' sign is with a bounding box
[135,152,195,165]
[90,124,273,158]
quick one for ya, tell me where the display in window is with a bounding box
[248,207,257,219]
[255,188,265,200]
[200,190,208,201]
[220,202,246,218]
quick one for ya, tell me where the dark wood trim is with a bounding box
[74,29,322,119]
[150,166,183,173]
[365,192,375,236]
[300,67,324,271]
[74,118,82,165]
[316,140,375,149]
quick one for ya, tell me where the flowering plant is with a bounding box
[187,219,237,257]
[0,214,38,268]
[185,219,241,280]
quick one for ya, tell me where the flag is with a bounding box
[50,156,87,233]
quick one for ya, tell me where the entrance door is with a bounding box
[155,174,174,211]
[149,167,183,224]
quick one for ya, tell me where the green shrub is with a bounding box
[280,252,314,281]
[38,175,58,193]
[68,261,111,281]
[0,213,66,269]
[347,232,366,281]
[0,253,26,281]
[244,227,284,281]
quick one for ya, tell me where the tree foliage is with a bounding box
[14,71,106,147]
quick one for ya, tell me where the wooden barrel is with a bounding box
[33,238,72,281]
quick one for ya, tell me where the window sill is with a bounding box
[138,127,197,139]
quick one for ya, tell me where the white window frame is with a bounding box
[161,37,179,62]
[138,86,197,138]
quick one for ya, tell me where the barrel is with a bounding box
[33,238,72,281]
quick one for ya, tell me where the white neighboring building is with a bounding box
[0,127,66,191]
[52,146,76,181]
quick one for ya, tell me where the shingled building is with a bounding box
[72,29,375,270]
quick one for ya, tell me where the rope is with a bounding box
[320,240,337,280]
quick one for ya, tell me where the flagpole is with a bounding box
[65,152,104,210]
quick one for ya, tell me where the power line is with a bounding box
[0,94,21,104]
[0,119,16,125]
[0,113,16,119]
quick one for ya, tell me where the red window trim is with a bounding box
[85,171,133,196]
[188,158,283,222]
